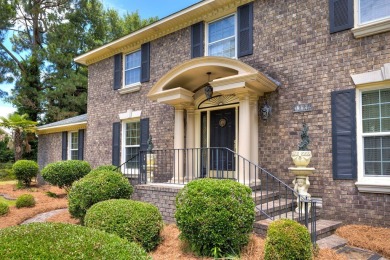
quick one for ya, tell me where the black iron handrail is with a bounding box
[118,147,317,244]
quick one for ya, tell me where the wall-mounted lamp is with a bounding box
[204,72,213,100]
[260,101,272,121]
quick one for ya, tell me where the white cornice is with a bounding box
[74,0,253,66]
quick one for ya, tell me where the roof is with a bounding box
[74,0,253,66]
[37,114,87,135]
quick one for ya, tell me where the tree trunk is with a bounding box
[13,129,23,161]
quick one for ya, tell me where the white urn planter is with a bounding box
[291,150,312,167]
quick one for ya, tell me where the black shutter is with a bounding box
[331,89,357,180]
[113,54,122,90]
[77,129,85,160]
[191,22,204,58]
[237,2,253,57]
[112,122,121,166]
[62,132,68,161]
[141,42,150,83]
[140,118,150,151]
[329,0,354,33]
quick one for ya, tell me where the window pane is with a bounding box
[71,132,78,149]
[209,15,235,43]
[383,136,390,148]
[125,67,141,85]
[382,118,390,131]
[125,121,140,146]
[126,147,139,169]
[362,91,379,105]
[381,89,390,102]
[365,162,382,175]
[362,104,379,119]
[71,150,78,160]
[364,147,381,161]
[360,0,390,24]
[125,51,141,70]
[381,103,390,117]
[364,136,381,148]
[363,118,380,132]
[208,38,235,58]
[208,15,235,58]
[383,162,390,175]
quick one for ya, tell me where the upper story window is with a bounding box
[207,15,236,58]
[124,50,141,86]
[68,131,78,160]
[359,0,390,24]
[361,89,390,176]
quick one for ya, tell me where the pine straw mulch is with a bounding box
[0,182,68,228]
[336,225,390,258]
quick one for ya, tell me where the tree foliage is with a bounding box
[0,0,158,124]
[0,113,37,161]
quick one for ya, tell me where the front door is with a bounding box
[210,108,235,171]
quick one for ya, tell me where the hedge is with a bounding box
[12,160,38,186]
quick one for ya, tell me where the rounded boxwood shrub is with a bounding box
[68,170,133,222]
[94,165,119,172]
[0,201,9,216]
[12,160,38,187]
[264,219,313,260]
[41,160,91,192]
[175,179,255,257]
[0,222,150,259]
[15,194,35,208]
[85,199,163,252]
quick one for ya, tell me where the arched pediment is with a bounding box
[147,56,278,105]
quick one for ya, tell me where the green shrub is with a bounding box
[15,194,35,208]
[12,160,38,186]
[68,170,133,223]
[94,164,120,172]
[85,199,163,252]
[0,201,9,216]
[175,179,255,257]
[0,222,150,259]
[41,160,91,192]
[264,219,313,260]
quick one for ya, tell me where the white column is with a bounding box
[250,95,260,185]
[173,105,185,183]
[186,106,195,181]
[238,93,251,184]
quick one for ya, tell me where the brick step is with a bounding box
[252,191,280,205]
[255,200,296,221]
[254,216,342,240]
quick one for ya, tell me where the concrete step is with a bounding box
[255,200,296,221]
[252,190,280,205]
[254,217,342,240]
[317,234,347,249]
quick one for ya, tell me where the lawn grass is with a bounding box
[0,196,15,206]
[0,180,17,185]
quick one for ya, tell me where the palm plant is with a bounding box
[0,113,37,161]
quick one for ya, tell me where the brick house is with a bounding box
[37,0,390,229]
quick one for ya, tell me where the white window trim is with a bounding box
[122,50,141,91]
[352,63,390,194]
[68,131,78,160]
[352,0,390,38]
[121,118,141,175]
[205,13,238,59]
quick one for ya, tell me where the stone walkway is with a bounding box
[318,234,388,260]
[21,208,67,224]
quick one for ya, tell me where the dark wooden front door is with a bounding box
[210,108,235,171]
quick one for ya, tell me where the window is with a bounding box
[207,15,236,58]
[359,0,390,24]
[361,89,390,176]
[68,131,78,160]
[123,121,140,169]
[124,50,141,86]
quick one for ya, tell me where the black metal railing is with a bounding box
[117,147,318,244]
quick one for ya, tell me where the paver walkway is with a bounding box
[21,208,67,224]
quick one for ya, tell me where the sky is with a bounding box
[0,0,200,119]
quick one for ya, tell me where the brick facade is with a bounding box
[38,132,62,169]
[39,0,390,226]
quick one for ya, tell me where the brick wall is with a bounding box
[37,133,62,169]
[132,184,181,223]
[85,27,191,168]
